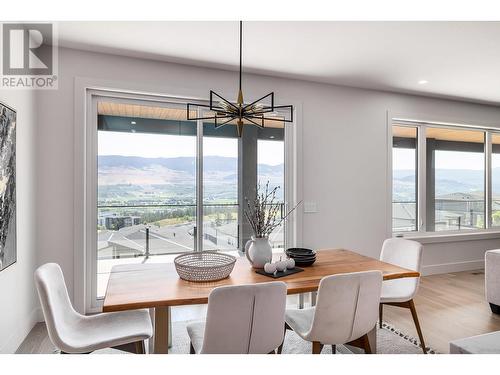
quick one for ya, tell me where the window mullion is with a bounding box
[418,125,427,233]
[486,131,492,229]
[196,115,204,251]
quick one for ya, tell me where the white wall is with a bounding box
[0,89,38,353]
[36,47,500,304]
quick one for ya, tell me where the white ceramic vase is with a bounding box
[245,237,273,269]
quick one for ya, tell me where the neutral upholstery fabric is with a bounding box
[285,271,383,345]
[186,322,205,354]
[186,281,287,354]
[35,263,153,353]
[379,238,422,303]
[486,250,500,306]
[450,331,500,354]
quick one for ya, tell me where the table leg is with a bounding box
[298,294,304,309]
[150,306,170,354]
[311,291,317,307]
[367,324,377,354]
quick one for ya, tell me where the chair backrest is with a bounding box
[308,271,382,345]
[34,263,82,351]
[380,238,422,298]
[201,281,287,354]
[380,238,422,272]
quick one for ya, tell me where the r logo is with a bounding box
[2,23,53,75]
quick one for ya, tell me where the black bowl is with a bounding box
[286,248,315,256]
[286,252,316,258]
[293,258,316,267]
[287,255,316,262]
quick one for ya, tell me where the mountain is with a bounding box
[98,155,283,175]
[98,155,285,203]
[394,167,500,201]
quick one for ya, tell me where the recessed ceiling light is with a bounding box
[131,121,137,125]
[418,80,428,85]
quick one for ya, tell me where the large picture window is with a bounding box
[93,96,289,301]
[392,122,498,235]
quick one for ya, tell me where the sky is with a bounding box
[393,148,497,170]
[98,131,284,165]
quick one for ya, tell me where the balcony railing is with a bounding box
[393,198,493,232]
[97,201,287,259]
[97,203,238,259]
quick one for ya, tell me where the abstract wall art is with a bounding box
[0,102,16,272]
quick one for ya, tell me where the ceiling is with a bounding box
[57,21,500,105]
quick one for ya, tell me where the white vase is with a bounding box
[245,237,273,269]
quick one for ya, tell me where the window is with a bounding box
[492,133,500,226]
[258,138,285,248]
[202,123,239,251]
[429,127,484,231]
[392,126,418,232]
[392,122,495,235]
[97,101,198,297]
[90,95,292,305]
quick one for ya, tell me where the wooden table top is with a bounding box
[103,249,420,312]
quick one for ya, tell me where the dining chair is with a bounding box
[35,263,153,354]
[279,271,382,354]
[378,238,427,353]
[186,281,287,354]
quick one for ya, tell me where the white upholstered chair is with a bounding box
[35,263,153,354]
[485,249,500,315]
[186,281,287,354]
[279,271,383,354]
[378,238,427,353]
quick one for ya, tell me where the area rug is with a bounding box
[165,320,437,354]
[20,321,437,354]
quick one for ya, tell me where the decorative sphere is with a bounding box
[276,260,287,272]
[264,262,277,274]
[286,258,295,269]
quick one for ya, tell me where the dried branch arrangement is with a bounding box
[244,181,301,238]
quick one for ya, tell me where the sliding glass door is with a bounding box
[258,136,285,249]
[96,99,198,296]
[93,95,289,300]
[202,123,239,251]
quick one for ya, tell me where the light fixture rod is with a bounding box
[239,20,242,95]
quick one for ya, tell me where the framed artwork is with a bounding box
[0,102,16,271]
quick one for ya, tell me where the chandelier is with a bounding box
[186,21,293,137]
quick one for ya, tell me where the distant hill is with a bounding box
[394,167,500,200]
[98,155,283,174]
[98,155,284,203]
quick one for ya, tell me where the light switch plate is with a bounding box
[303,201,318,213]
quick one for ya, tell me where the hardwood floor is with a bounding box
[383,269,500,353]
[16,270,500,354]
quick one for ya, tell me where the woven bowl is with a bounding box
[174,251,237,282]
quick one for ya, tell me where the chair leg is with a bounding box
[346,334,371,354]
[490,303,500,314]
[268,350,276,354]
[134,340,145,354]
[408,299,427,354]
[277,322,291,354]
[379,303,383,328]
[331,345,336,354]
[277,343,283,354]
[362,334,372,354]
[312,341,323,354]
[189,342,196,354]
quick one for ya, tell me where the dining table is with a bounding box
[103,248,420,354]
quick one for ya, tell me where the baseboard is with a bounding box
[0,307,42,354]
[422,260,484,276]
